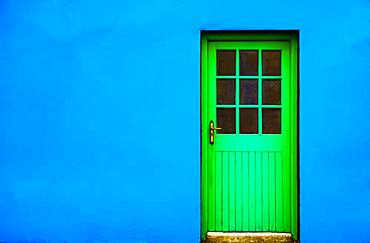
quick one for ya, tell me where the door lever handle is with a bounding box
[210,120,221,145]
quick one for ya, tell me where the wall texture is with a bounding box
[0,0,370,242]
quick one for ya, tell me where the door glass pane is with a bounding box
[240,79,258,105]
[262,79,281,105]
[262,50,281,76]
[217,108,236,134]
[240,50,258,76]
[240,108,258,134]
[262,108,281,134]
[217,79,235,105]
[217,50,236,76]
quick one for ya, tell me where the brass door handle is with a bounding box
[210,120,221,145]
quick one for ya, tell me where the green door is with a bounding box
[201,33,298,241]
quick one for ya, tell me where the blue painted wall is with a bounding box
[1,0,370,242]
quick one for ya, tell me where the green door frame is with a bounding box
[200,31,299,241]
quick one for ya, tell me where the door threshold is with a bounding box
[205,232,295,243]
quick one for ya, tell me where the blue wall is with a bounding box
[1,0,370,242]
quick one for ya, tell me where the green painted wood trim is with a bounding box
[289,33,299,241]
[200,31,299,242]
[202,30,298,41]
[201,34,209,240]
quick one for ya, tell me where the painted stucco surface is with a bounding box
[1,0,370,242]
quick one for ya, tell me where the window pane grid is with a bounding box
[216,48,282,135]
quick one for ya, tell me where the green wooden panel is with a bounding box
[248,152,256,231]
[283,150,292,232]
[255,152,262,231]
[262,152,269,231]
[229,152,236,231]
[235,152,243,231]
[201,33,299,241]
[268,152,277,231]
[241,152,249,230]
[276,152,283,230]
[222,152,229,231]
[208,151,215,231]
[215,152,222,231]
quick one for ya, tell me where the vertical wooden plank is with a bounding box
[262,151,269,231]
[276,152,283,231]
[222,151,229,231]
[215,152,222,230]
[248,151,256,231]
[255,151,262,231]
[242,152,249,231]
[283,152,292,232]
[229,152,236,231]
[208,151,216,231]
[268,152,276,231]
[235,152,242,231]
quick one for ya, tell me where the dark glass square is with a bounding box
[240,50,258,76]
[262,79,281,105]
[217,50,236,76]
[217,108,236,134]
[217,79,235,105]
[262,51,281,76]
[262,108,281,134]
[240,79,258,105]
[240,108,258,134]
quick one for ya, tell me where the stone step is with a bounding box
[205,232,295,243]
